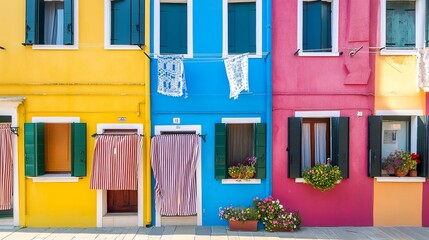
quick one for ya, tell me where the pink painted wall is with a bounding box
[272,0,378,226]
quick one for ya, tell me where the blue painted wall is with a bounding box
[150,0,272,226]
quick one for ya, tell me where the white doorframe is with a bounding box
[153,125,202,226]
[95,123,144,227]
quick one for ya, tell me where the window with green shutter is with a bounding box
[24,0,75,45]
[386,1,416,49]
[24,122,87,177]
[110,0,145,46]
[160,3,187,54]
[228,1,256,54]
[303,0,332,52]
[214,123,266,180]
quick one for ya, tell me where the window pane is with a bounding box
[43,1,64,45]
[303,0,331,52]
[381,120,410,158]
[386,1,416,49]
[160,3,187,54]
[227,124,254,167]
[111,0,132,45]
[228,2,256,54]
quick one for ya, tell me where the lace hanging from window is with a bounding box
[157,55,187,97]
[417,48,429,92]
[224,54,249,99]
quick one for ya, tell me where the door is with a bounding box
[107,190,137,213]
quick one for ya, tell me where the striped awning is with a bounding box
[151,134,199,216]
[90,134,142,190]
[0,124,13,210]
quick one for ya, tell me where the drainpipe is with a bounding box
[265,0,272,197]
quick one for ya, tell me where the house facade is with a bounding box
[0,0,151,227]
[149,0,272,226]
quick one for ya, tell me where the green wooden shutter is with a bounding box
[303,1,322,52]
[111,0,132,45]
[71,123,87,177]
[417,116,429,177]
[24,123,45,177]
[320,1,332,51]
[25,0,44,44]
[368,116,382,177]
[228,2,256,54]
[0,116,12,123]
[254,123,266,179]
[331,117,349,178]
[386,1,415,48]
[214,123,227,179]
[160,3,187,54]
[288,117,302,178]
[63,0,74,45]
[131,0,145,46]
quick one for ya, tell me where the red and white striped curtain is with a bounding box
[90,135,142,190]
[0,124,13,210]
[151,134,199,216]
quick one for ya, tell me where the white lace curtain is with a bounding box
[301,123,327,171]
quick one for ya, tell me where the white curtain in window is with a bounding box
[314,123,327,164]
[44,2,64,45]
[417,48,429,91]
[301,123,311,171]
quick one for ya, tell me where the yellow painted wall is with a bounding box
[0,0,151,227]
[373,56,425,226]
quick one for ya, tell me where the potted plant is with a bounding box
[228,156,256,180]
[408,153,420,177]
[302,158,343,192]
[218,205,259,231]
[253,196,301,232]
[383,150,419,177]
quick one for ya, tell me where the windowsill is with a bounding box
[379,49,417,56]
[154,53,193,59]
[28,173,79,183]
[295,178,305,183]
[297,52,342,57]
[223,54,263,59]
[32,45,79,50]
[221,179,261,184]
[104,45,142,50]
[375,177,426,183]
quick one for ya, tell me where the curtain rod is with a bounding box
[151,133,207,142]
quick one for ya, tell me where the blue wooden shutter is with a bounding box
[303,0,331,52]
[368,116,382,177]
[320,1,331,51]
[160,3,187,54]
[71,123,86,177]
[228,2,256,54]
[386,1,415,48]
[417,116,429,177]
[215,123,227,179]
[331,117,349,178]
[63,0,74,45]
[25,0,44,45]
[131,0,145,46]
[254,123,266,179]
[24,123,45,177]
[288,117,302,178]
[111,0,132,45]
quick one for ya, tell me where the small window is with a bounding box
[386,1,416,49]
[288,117,349,178]
[228,1,256,54]
[160,1,187,54]
[24,0,76,45]
[214,123,266,179]
[106,0,145,46]
[24,122,87,177]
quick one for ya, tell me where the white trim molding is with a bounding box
[376,177,426,183]
[375,110,424,116]
[295,111,341,118]
[221,117,261,123]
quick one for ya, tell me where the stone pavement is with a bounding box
[0,226,429,240]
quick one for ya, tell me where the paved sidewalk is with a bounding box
[0,226,429,240]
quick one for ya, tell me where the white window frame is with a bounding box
[379,0,425,56]
[154,0,193,58]
[32,0,79,50]
[297,0,340,57]
[222,0,262,58]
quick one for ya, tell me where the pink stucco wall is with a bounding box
[272,0,377,226]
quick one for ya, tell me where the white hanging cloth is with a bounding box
[224,54,249,99]
[417,48,429,92]
[157,55,187,97]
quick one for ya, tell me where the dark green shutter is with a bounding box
[160,3,187,54]
[131,0,145,46]
[417,116,429,177]
[288,117,302,178]
[0,116,12,123]
[254,123,266,179]
[228,2,256,54]
[303,0,331,52]
[368,116,382,177]
[71,123,86,177]
[63,0,74,45]
[386,1,415,48]
[111,0,132,45]
[24,123,45,177]
[320,1,331,51]
[214,123,227,179]
[25,0,44,45]
[332,117,349,178]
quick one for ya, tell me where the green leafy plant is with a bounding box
[228,156,256,179]
[253,196,301,232]
[383,150,420,173]
[302,159,342,192]
[218,206,259,222]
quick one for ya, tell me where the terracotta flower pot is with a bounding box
[229,220,258,231]
[409,169,418,177]
[394,168,409,177]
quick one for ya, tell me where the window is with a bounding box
[288,117,349,178]
[24,122,87,177]
[105,0,145,48]
[297,0,339,56]
[368,115,428,177]
[24,0,77,46]
[380,0,426,54]
[214,123,266,179]
[154,0,192,56]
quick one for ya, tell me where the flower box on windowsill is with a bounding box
[229,220,258,231]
